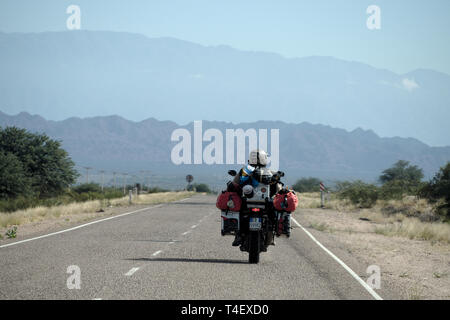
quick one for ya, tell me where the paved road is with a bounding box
[0,194,385,299]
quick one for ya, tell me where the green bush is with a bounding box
[0,196,39,212]
[147,187,169,193]
[72,183,102,194]
[379,180,407,200]
[192,183,212,193]
[337,180,379,208]
[292,177,321,193]
[0,187,125,213]
[418,162,450,221]
[379,160,423,195]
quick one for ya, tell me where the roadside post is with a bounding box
[129,189,132,204]
[186,174,194,191]
[320,182,326,208]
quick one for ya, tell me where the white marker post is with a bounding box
[320,182,326,208]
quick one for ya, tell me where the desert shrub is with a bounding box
[418,162,450,221]
[337,180,379,208]
[147,187,169,193]
[192,183,212,193]
[0,196,40,213]
[379,180,407,200]
[0,186,125,213]
[72,183,102,194]
[292,177,321,193]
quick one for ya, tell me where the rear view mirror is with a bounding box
[228,170,237,177]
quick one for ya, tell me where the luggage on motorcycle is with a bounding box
[216,191,242,211]
[276,211,291,237]
[273,190,298,212]
[221,211,240,235]
[226,180,241,193]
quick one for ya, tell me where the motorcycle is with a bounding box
[221,167,286,264]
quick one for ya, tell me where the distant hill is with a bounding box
[0,31,449,146]
[1,111,449,188]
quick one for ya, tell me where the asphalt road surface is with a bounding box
[0,194,386,300]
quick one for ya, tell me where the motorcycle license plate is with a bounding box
[249,217,262,231]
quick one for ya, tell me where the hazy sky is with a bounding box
[1,0,449,75]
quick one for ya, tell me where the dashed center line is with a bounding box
[182,231,191,235]
[124,267,140,276]
[191,225,197,229]
[152,250,162,256]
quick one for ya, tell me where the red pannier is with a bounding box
[216,191,242,212]
[273,191,298,212]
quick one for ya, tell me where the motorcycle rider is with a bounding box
[230,149,283,246]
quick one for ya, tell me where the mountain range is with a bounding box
[1,111,449,189]
[0,30,449,146]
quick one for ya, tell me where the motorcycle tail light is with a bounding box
[251,208,260,212]
[261,187,267,193]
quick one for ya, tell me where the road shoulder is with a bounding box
[294,208,450,300]
[0,192,193,246]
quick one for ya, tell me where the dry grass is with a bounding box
[374,218,450,243]
[297,192,450,244]
[0,191,193,229]
[298,192,355,211]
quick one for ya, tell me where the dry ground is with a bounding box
[295,192,450,300]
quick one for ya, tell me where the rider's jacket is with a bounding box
[238,164,259,187]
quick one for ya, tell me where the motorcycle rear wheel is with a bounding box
[248,231,260,264]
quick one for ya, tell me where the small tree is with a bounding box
[0,151,31,199]
[379,160,423,196]
[0,127,78,198]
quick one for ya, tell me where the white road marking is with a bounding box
[125,267,140,276]
[291,217,383,300]
[191,225,197,229]
[0,204,164,249]
[182,231,191,235]
[152,250,162,256]
[93,298,103,300]
[169,241,175,245]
